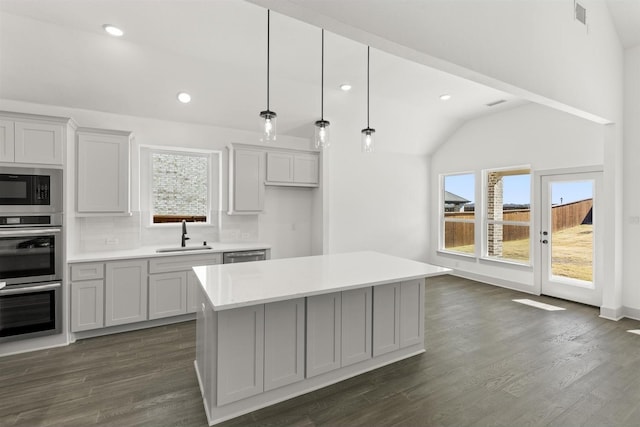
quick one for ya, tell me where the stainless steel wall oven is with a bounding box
[0,167,63,343]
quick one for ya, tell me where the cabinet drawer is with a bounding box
[149,253,222,274]
[70,262,105,281]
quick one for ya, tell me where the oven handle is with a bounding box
[0,282,61,295]
[0,228,62,236]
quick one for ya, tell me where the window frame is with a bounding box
[439,172,476,257]
[481,166,533,266]
[140,145,222,228]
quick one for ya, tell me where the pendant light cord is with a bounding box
[321,29,324,120]
[267,9,270,111]
[366,46,370,128]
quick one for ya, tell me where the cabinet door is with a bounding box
[187,270,200,314]
[293,153,319,185]
[266,152,294,183]
[400,279,425,348]
[105,260,148,326]
[372,283,401,356]
[341,287,372,367]
[0,119,15,162]
[217,305,265,405]
[149,272,187,319]
[264,298,305,391]
[233,149,264,212]
[306,292,341,378]
[71,280,104,332]
[14,121,63,165]
[77,130,130,213]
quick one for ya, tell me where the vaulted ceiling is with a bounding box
[1,1,637,155]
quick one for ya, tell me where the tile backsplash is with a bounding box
[70,211,258,255]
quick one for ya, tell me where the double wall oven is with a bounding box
[0,167,63,343]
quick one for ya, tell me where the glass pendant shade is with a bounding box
[361,127,375,153]
[314,120,330,149]
[260,110,277,142]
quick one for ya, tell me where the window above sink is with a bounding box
[140,146,222,228]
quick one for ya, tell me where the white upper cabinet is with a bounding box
[0,112,70,166]
[0,119,15,162]
[265,152,319,187]
[292,153,319,185]
[266,152,293,183]
[228,147,265,214]
[76,127,132,215]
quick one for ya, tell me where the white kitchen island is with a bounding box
[193,251,450,426]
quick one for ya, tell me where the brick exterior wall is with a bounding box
[487,172,503,257]
[152,152,208,216]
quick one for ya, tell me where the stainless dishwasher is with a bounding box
[223,250,267,264]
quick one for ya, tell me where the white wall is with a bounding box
[430,103,604,291]
[0,99,316,259]
[320,102,431,262]
[623,45,640,317]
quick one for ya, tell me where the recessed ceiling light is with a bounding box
[340,83,352,92]
[103,24,124,37]
[439,94,452,101]
[177,92,192,104]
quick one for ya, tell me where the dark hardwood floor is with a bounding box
[3,275,640,426]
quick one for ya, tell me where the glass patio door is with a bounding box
[540,172,602,306]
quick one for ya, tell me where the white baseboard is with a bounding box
[451,270,536,295]
[622,306,640,321]
[70,313,196,342]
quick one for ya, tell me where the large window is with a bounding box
[484,168,531,264]
[141,146,220,225]
[441,173,475,255]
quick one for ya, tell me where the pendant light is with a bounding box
[314,29,330,149]
[361,46,375,153]
[260,9,277,142]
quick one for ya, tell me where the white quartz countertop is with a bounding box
[194,251,451,311]
[67,242,271,263]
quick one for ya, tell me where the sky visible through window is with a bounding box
[445,174,592,206]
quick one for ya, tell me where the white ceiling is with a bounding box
[0,0,527,155]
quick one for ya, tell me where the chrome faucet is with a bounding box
[181,220,190,247]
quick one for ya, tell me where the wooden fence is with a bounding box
[444,199,592,247]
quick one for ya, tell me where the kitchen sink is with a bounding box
[156,246,213,253]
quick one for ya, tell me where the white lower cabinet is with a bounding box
[105,260,148,327]
[264,298,305,391]
[373,279,424,355]
[148,272,187,319]
[217,305,265,405]
[306,292,342,378]
[70,280,104,332]
[187,271,201,314]
[341,287,372,367]
[373,283,401,356]
[399,279,425,348]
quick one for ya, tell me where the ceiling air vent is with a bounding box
[486,99,507,107]
[575,2,587,25]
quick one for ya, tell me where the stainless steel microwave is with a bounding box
[0,167,62,213]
